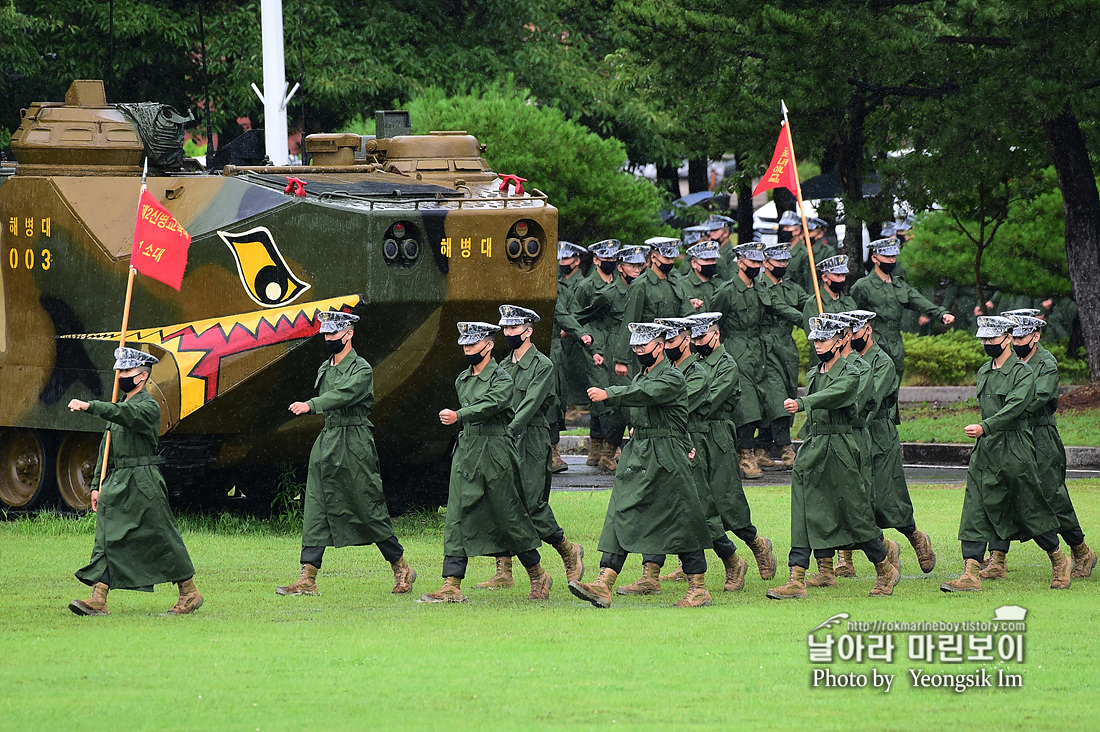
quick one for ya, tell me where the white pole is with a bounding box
[260,0,289,165]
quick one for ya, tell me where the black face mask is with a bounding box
[466,346,491,366]
[1013,343,1034,359]
[599,260,617,274]
[657,261,675,274]
[636,348,660,368]
[769,265,788,280]
[851,335,868,352]
[325,337,347,354]
[118,374,143,393]
[984,340,1007,359]
[743,265,761,279]
[665,342,685,362]
[877,261,897,275]
[695,340,714,358]
[699,263,717,278]
[505,333,527,351]
[817,345,840,364]
[778,229,793,243]
[827,278,848,293]
[623,272,637,285]
[559,263,575,277]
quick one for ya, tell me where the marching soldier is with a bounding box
[571,323,713,608]
[942,316,1069,592]
[977,312,1095,581]
[710,242,804,480]
[277,310,416,597]
[781,211,836,296]
[680,240,724,314]
[551,240,592,472]
[613,239,685,379]
[420,322,550,603]
[756,243,810,469]
[851,237,956,382]
[767,316,900,600]
[475,305,586,590]
[68,347,203,616]
[803,255,857,369]
[704,215,739,282]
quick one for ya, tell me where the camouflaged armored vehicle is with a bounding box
[0,80,556,513]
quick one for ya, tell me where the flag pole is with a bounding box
[97,159,148,492]
[781,101,824,314]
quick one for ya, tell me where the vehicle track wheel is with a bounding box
[57,432,101,512]
[0,429,56,511]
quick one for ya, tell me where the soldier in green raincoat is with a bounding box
[571,322,712,609]
[679,240,724,316]
[420,322,550,604]
[710,242,803,480]
[473,305,586,590]
[941,316,1070,593]
[612,239,685,374]
[851,237,956,382]
[780,211,836,297]
[766,316,899,600]
[977,312,1095,581]
[276,310,415,598]
[802,255,857,369]
[703,216,739,282]
[68,347,202,616]
[550,240,591,471]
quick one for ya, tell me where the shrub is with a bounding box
[900,330,988,385]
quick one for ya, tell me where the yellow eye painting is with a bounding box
[217,227,312,307]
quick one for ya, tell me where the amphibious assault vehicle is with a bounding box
[0,80,557,513]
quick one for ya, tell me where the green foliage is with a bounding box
[900,331,989,385]
[269,461,303,521]
[1047,342,1092,384]
[182,137,207,159]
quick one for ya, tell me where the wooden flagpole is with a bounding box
[97,159,147,492]
[781,101,824,314]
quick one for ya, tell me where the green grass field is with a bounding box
[3,481,1099,731]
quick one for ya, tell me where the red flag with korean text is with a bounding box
[131,188,191,290]
[752,123,798,198]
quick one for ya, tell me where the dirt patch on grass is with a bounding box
[1059,382,1100,412]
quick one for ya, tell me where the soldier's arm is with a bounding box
[86,396,159,432]
[605,368,682,407]
[902,280,949,319]
[979,365,1036,435]
[510,359,555,432]
[795,364,859,411]
[683,364,711,414]
[614,286,645,365]
[709,359,741,414]
[456,370,513,424]
[850,278,873,311]
[1028,357,1059,415]
[869,355,897,412]
[307,362,372,414]
[794,283,813,312]
[763,288,804,325]
[90,432,108,491]
[555,286,585,340]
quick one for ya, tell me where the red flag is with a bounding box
[752,123,798,198]
[131,189,191,290]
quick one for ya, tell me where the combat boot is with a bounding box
[418,576,468,603]
[586,437,605,466]
[526,563,553,600]
[69,582,110,616]
[551,445,568,473]
[1048,548,1072,590]
[739,449,763,480]
[834,550,856,578]
[906,530,937,573]
[755,448,783,472]
[476,557,514,589]
[780,444,797,469]
[553,538,585,583]
[722,554,747,592]
[168,578,204,614]
[766,566,807,600]
[806,557,836,588]
[276,564,319,596]
[748,535,777,580]
[978,550,1007,580]
[617,561,662,595]
[659,558,686,582]
[885,539,901,576]
[673,574,713,607]
[569,567,619,608]
[390,556,417,594]
[869,553,900,597]
[1071,542,1097,579]
[598,445,621,474]
[940,559,982,592]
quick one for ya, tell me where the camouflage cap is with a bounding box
[318,309,360,334]
[682,229,704,247]
[778,210,801,227]
[498,304,540,326]
[816,254,849,274]
[807,316,849,341]
[1001,308,1042,319]
[895,217,914,232]
[763,244,792,261]
[113,346,158,370]
[868,237,901,256]
[685,311,722,338]
[589,239,622,259]
[618,244,651,264]
[654,317,694,337]
[628,322,668,346]
[975,315,1015,339]
[646,236,682,258]
[839,309,878,330]
[706,215,735,228]
[733,242,765,262]
[685,240,721,260]
[557,241,588,260]
[457,321,500,345]
[1009,314,1047,337]
[806,216,828,231]
[881,222,898,238]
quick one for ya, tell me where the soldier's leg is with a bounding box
[70,568,111,616]
[713,536,747,592]
[737,423,763,479]
[377,535,416,594]
[1033,531,1072,589]
[542,526,585,583]
[981,539,1010,579]
[767,547,808,599]
[1063,523,1096,578]
[673,550,711,607]
[620,554,665,594]
[807,548,837,588]
[277,546,324,596]
[551,414,568,473]
[515,548,552,600]
[900,524,937,574]
[942,541,986,592]
[858,535,899,597]
[569,552,624,607]
[418,556,469,603]
[597,412,625,473]
[301,546,325,567]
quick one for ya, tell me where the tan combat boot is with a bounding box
[553,539,585,583]
[598,445,621,474]
[1048,548,1072,590]
[526,563,553,600]
[1071,542,1097,579]
[755,448,783,472]
[885,539,901,576]
[748,535,777,580]
[674,574,713,607]
[569,567,619,608]
[766,566,807,600]
[722,554,747,592]
[659,558,686,582]
[168,578,204,614]
[69,582,110,616]
[906,530,937,573]
[617,561,662,595]
[978,550,1007,579]
[941,559,982,592]
[418,576,468,603]
[806,557,836,588]
[834,550,856,578]
[476,557,514,589]
[586,437,605,466]
[869,553,900,597]
[739,449,763,480]
[390,556,417,594]
[780,444,797,469]
[551,445,569,473]
[276,564,319,596]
